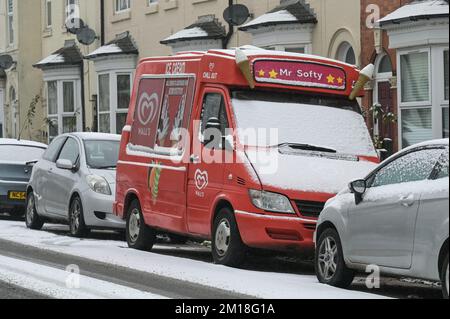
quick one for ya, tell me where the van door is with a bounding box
[187,87,231,235]
[128,76,195,233]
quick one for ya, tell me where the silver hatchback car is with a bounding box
[315,139,449,298]
[26,133,125,236]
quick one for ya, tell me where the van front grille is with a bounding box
[294,200,325,218]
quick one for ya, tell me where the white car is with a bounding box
[315,139,449,298]
[26,133,125,236]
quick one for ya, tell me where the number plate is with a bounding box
[8,191,26,201]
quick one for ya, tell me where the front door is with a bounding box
[187,88,231,236]
[347,147,444,269]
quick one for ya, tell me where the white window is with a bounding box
[46,80,82,142]
[148,0,158,5]
[400,51,430,104]
[115,0,130,13]
[7,0,14,45]
[98,72,132,134]
[336,42,356,65]
[442,49,449,138]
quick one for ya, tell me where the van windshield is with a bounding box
[231,90,377,157]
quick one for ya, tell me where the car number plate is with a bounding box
[8,191,26,201]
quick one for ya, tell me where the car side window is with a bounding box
[57,138,80,164]
[369,148,444,188]
[433,149,449,179]
[200,93,230,141]
[43,137,67,162]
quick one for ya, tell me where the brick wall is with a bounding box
[360,0,413,152]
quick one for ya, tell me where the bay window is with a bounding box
[97,72,132,134]
[400,51,430,104]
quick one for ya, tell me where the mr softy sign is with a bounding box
[253,59,347,91]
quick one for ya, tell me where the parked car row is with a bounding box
[1,48,448,298]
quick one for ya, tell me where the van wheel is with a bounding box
[126,200,156,251]
[25,192,44,230]
[69,197,90,238]
[442,253,449,299]
[316,228,355,288]
[212,208,246,267]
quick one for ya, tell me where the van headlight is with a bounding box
[86,175,111,195]
[248,190,295,214]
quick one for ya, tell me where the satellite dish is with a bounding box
[223,4,250,26]
[0,55,13,70]
[65,18,85,35]
[77,27,97,45]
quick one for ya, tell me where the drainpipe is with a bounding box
[222,0,234,49]
[80,62,86,131]
[100,0,105,45]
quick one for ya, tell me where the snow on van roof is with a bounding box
[0,138,47,148]
[378,0,449,26]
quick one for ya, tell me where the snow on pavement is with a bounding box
[0,221,388,299]
[0,255,166,299]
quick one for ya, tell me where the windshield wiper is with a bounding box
[278,143,337,154]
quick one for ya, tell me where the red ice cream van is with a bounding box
[114,46,379,267]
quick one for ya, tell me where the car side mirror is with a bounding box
[56,159,75,171]
[349,179,367,205]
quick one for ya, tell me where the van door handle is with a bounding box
[190,155,200,164]
[399,194,415,207]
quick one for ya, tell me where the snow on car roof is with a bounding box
[407,138,449,150]
[68,132,122,141]
[0,138,47,149]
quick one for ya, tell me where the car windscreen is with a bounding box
[84,140,120,169]
[0,145,46,162]
[231,90,377,157]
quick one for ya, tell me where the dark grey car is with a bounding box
[0,139,47,217]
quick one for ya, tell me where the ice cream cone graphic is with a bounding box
[349,64,375,100]
[148,163,162,204]
[236,48,255,89]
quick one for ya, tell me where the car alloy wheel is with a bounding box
[70,200,81,234]
[128,208,141,244]
[215,219,231,257]
[26,194,35,225]
[318,236,338,281]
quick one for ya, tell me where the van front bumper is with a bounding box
[234,210,316,254]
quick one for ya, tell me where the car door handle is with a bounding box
[190,155,200,164]
[399,194,415,207]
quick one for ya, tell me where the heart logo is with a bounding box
[137,92,159,126]
[195,169,209,191]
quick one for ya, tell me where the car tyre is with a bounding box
[212,208,247,267]
[126,200,156,251]
[442,253,449,299]
[25,192,44,230]
[69,196,90,238]
[316,228,355,288]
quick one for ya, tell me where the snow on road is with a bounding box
[0,255,166,299]
[0,221,388,299]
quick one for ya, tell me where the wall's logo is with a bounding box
[195,169,209,191]
[137,92,159,126]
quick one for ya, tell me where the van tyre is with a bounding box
[126,200,156,251]
[25,192,44,230]
[212,208,247,267]
[316,228,355,288]
[442,253,449,299]
[69,197,90,238]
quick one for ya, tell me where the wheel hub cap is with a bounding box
[129,209,141,243]
[215,219,231,257]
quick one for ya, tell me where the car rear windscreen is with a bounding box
[0,145,46,162]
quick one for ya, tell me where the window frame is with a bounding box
[45,0,52,28]
[115,0,131,14]
[97,71,133,134]
[7,0,14,46]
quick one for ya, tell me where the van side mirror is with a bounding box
[349,179,367,205]
[56,159,75,171]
